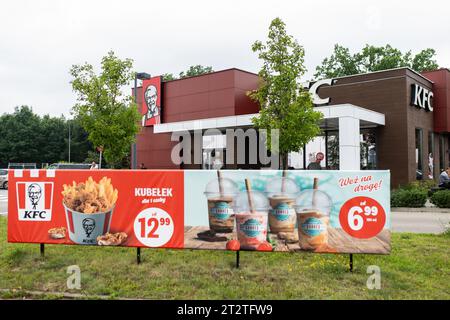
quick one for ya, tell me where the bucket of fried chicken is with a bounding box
[62,177,118,245]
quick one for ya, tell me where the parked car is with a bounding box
[0,169,8,189]
[8,163,36,169]
[47,163,92,170]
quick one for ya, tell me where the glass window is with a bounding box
[361,130,377,170]
[428,132,435,179]
[326,131,339,170]
[288,149,304,169]
[439,135,445,173]
[415,128,423,180]
[202,134,226,170]
[305,136,326,169]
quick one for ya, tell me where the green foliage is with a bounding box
[84,150,104,166]
[70,51,141,168]
[401,179,437,192]
[249,18,323,168]
[412,49,439,73]
[161,73,176,81]
[161,65,214,82]
[430,190,450,208]
[0,106,91,168]
[179,65,213,78]
[391,189,427,207]
[63,120,93,163]
[315,44,439,79]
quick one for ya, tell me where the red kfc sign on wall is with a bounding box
[141,76,162,126]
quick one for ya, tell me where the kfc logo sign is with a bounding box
[16,182,54,221]
[141,76,162,126]
[411,83,433,112]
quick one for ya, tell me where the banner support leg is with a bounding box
[137,247,141,264]
[235,250,240,268]
[349,254,353,272]
[40,243,45,257]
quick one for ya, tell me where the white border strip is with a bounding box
[14,170,23,178]
[46,170,56,178]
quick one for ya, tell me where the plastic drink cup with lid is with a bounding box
[265,174,299,234]
[233,180,269,250]
[294,185,332,250]
[204,172,238,233]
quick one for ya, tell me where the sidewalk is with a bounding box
[391,211,450,234]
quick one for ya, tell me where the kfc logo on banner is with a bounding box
[16,182,54,221]
[141,76,162,126]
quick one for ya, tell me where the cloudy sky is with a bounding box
[1,0,449,117]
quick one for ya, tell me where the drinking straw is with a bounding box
[217,170,224,197]
[245,178,256,213]
[281,170,287,194]
[312,177,319,207]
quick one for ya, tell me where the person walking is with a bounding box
[90,161,98,170]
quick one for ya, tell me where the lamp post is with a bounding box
[132,72,152,169]
[68,119,71,163]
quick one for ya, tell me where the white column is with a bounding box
[338,116,360,170]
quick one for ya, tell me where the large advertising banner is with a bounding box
[8,170,390,254]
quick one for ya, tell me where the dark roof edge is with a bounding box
[328,66,434,84]
[422,67,450,74]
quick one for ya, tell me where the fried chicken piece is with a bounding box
[48,227,66,239]
[97,232,128,246]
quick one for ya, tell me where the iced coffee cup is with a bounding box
[233,188,269,250]
[204,175,238,233]
[294,188,332,250]
[265,176,299,234]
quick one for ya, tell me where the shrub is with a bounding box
[401,180,436,192]
[391,189,427,207]
[430,190,450,208]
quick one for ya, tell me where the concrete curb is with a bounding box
[0,288,137,300]
[392,207,450,213]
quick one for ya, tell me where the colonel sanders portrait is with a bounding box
[28,183,42,209]
[82,218,96,238]
[144,85,159,120]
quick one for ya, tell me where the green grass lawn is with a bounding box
[0,216,448,299]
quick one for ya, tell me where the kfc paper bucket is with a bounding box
[63,204,115,245]
[61,176,118,245]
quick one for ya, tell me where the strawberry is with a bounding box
[257,241,273,252]
[226,239,240,251]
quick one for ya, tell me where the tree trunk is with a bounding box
[281,153,288,170]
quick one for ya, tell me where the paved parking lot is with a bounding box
[0,189,7,215]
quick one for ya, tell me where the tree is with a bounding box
[314,44,439,79]
[249,18,323,169]
[39,114,67,165]
[63,119,93,163]
[160,66,214,82]
[161,65,215,82]
[314,45,360,79]
[411,48,439,73]
[0,106,92,168]
[0,106,41,167]
[179,65,213,78]
[70,51,141,168]
[161,73,176,81]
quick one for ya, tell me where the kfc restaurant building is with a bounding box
[132,67,450,188]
